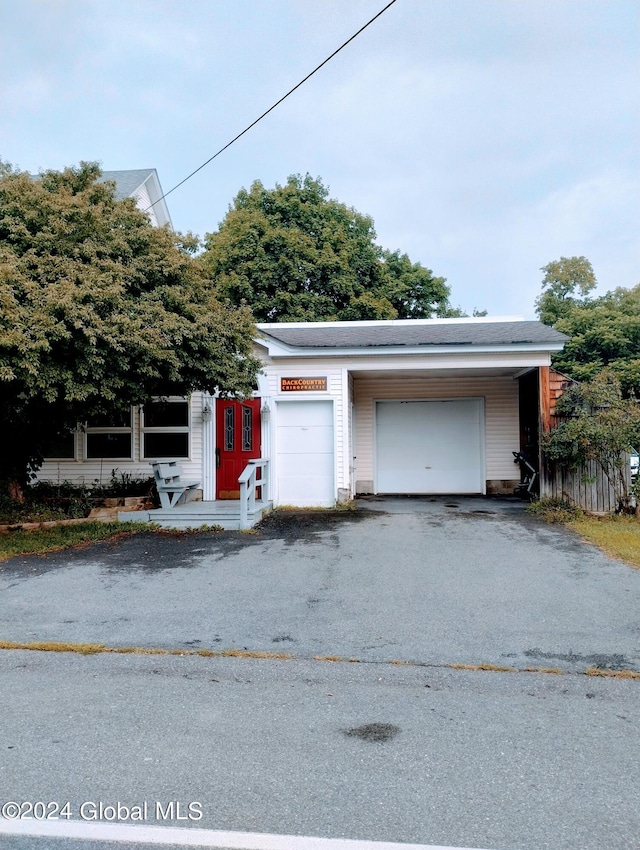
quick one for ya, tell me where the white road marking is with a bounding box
[0,819,496,850]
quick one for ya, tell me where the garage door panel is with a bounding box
[279,400,333,426]
[376,399,484,494]
[277,425,334,454]
[277,475,331,505]
[278,452,333,477]
[276,401,335,506]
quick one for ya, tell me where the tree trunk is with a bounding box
[7,480,24,502]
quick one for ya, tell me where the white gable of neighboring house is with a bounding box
[99,168,172,228]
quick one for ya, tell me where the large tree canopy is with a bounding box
[0,161,259,487]
[201,174,457,322]
[536,256,640,395]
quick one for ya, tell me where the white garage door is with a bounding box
[376,399,484,494]
[276,400,335,506]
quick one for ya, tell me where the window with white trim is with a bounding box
[42,430,77,460]
[141,398,190,459]
[85,409,134,459]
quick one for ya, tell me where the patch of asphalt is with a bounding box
[522,648,633,671]
[343,722,401,742]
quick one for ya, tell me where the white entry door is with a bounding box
[376,399,484,494]
[276,400,335,506]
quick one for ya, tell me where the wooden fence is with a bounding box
[541,456,630,513]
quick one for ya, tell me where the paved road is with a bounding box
[1,652,638,850]
[1,497,639,849]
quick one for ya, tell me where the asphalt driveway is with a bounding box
[1,496,638,674]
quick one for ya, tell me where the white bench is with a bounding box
[151,461,200,509]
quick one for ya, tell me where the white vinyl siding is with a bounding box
[132,181,158,226]
[263,364,346,493]
[353,375,519,486]
[36,394,204,488]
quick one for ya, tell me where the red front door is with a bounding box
[216,398,261,499]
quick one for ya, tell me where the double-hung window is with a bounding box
[141,398,190,459]
[85,409,134,459]
[42,430,77,460]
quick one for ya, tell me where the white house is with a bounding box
[34,167,569,522]
[37,316,567,522]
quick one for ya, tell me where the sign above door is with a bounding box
[280,377,328,392]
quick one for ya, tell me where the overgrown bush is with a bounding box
[543,370,640,513]
[0,471,156,524]
[528,498,585,524]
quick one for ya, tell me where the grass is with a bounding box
[524,667,564,675]
[0,640,111,655]
[0,641,638,678]
[584,667,640,679]
[449,662,518,673]
[568,515,640,569]
[528,498,584,524]
[529,498,640,569]
[0,521,151,561]
[272,502,357,513]
[0,641,295,661]
[218,649,294,660]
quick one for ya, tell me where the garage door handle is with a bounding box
[425,466,432,469]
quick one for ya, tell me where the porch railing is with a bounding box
[238,459,269,530]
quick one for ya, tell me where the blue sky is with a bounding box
[1,0,638,317]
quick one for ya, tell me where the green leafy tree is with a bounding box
[536,256,640,395]
[535,256,598,326]
[201,174,456,322]
[543,371,640,513]
[0,161,260,490]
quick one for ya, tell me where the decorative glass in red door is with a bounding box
[215,398,261,499]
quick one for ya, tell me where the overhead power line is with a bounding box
[145,0,399,213]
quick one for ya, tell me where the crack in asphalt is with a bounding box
[0,641,638,678]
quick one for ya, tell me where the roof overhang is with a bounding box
[256,339,565,359]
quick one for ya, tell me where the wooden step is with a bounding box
[118,500,272,531]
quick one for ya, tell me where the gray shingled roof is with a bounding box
[259,321,567,349]
[99,169,156,200]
